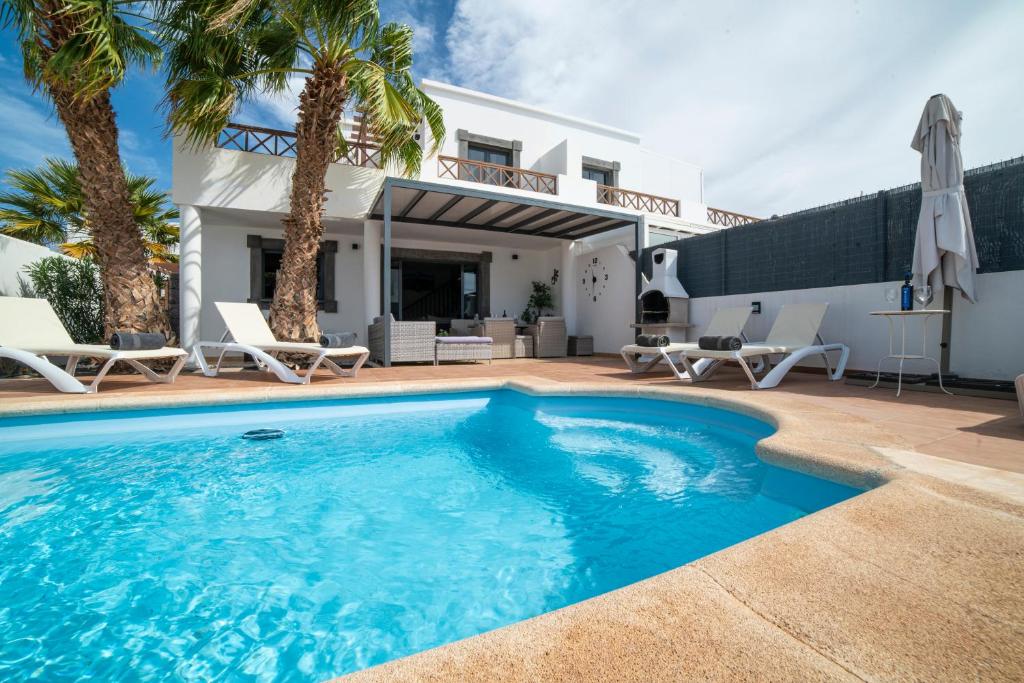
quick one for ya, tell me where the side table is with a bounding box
[868,309,953,397]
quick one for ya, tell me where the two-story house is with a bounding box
[173,80,747,360]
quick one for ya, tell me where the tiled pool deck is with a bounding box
[2,357,1022,681]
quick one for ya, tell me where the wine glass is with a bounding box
[884,287,897,309]
[913,285,933,309]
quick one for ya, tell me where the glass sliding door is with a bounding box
[390,263,401,320]
[461,264,479,318]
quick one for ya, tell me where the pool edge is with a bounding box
[4,375,1023,681]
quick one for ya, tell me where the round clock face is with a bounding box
[581,257,609,302]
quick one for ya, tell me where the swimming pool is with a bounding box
[0,390,858,681]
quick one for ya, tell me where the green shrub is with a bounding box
[520,269,560,323]
[26,256,104,343]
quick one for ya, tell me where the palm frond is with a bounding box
[11,0,162,100]
[0,157,178,264]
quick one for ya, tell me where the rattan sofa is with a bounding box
[526,316,568,358]
[435,339,492,365]
[368,318,436,364]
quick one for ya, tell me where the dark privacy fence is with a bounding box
[643,156,1024,298]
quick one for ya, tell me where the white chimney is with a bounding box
[642,248,689,299]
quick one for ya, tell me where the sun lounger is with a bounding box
[620,306,752,378]
[676,303,849,389]
[192,302,369,384]
[0,296,187,393]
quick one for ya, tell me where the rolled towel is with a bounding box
[720,336,743,351]
[109,331,166,351]
[319,331,357,348]
[636,334,670,347]
[698,335,743,351]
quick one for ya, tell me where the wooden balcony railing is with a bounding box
[707,206,760,227]
[438,155,557,195]
[597,185,679,217]
[216,122,382,168]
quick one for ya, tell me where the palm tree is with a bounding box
[1,0,172,338]
[0,157,180,265]
[161,0,444,340]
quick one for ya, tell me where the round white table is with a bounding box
[869,309,952,397]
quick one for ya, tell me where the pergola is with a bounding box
[369,177,645,365]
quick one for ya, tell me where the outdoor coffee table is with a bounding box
[869,309,952,397]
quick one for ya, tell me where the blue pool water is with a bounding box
[0,391,858,681]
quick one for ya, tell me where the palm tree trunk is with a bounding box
[51,87,173,341]
[269,67,348,341]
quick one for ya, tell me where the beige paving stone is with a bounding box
[343,567,858,683]
[694,490,1024,681]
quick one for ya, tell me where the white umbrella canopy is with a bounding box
[911,93,980,303]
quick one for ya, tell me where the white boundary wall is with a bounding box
[686,270,1024,381]
[0,234,70,296]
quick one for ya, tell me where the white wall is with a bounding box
[639,148,704,206]
[420,80,705,207]
[197,221,563,342]
[687,271,1024,381]
[573,242,638,353]
[173,82,713,231]
[198,223,366,342]
[173,141,385,220]
[0,234,70,296]
[950,270,1024,380]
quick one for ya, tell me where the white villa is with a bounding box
[172,80,751,361]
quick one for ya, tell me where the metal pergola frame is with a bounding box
[370,177,644,366]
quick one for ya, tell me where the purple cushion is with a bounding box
[436,336,493,344]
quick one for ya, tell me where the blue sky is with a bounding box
[1,0,1021,216]
[0,0,457,194]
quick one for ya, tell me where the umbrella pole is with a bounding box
[940,285,953,373]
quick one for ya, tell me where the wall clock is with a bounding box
[581,256,609,302]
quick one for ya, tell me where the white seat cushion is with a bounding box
[256,342,369,357]
[20,344,186,359]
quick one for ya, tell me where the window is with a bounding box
[260,249,325,302]
[247,235,337,312]
[467,144,512,167]
[465,144,513,185]
[582,165,610,185]
[581,156,620,187]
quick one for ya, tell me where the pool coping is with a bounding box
[3,376,1022,680]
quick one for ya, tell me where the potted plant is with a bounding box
[520,269,559,324]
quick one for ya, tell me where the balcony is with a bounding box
[216,122,381,168]
[706,207,760,227]
[437,156,558,195]
[596,185,680,217]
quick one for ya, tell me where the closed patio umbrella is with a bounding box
[911,93,979,303]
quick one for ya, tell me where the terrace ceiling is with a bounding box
[369,178,639,241]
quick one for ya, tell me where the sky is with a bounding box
[0,0,1021,217]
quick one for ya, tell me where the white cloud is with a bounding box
[443,0,1024,216]
[0,87,69,171]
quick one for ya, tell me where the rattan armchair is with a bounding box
[368,318,436,364]
[474,318,516,359]
[526,316,568,358]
